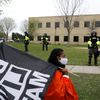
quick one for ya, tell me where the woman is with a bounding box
[44,48,78,100]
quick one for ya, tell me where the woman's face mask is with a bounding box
[59,58,68,65]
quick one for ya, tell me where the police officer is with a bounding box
[24,32,30,52]
[41,33,49,51]
[88,30,100,66]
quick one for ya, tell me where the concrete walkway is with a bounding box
[66,65,100,74]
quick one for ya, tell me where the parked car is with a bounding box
[6,39,14,42]
[0,38,5,43]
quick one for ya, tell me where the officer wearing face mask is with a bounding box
[88,30,100,66]
[24,32,30,52]
[41,33,49,51]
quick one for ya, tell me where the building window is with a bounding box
[54,36,59,41]
[84,21,90,27]
[84,36,89,42]
[55,22,60,28]
[37,36,42,41]
[46,22,51,28]
[38,23,42,28]
[64,36,68,42]
[95,21,100,27]
[73,36,79,42]
[98,37,100,41]
[64,21,69,28]
[47,36,50,41]
[74,21,79,27]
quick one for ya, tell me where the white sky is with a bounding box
[1,0,100,32]
[2,0,56,21]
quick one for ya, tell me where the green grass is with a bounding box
[70,73,100,100]
[6,42,100,100]
[7,42,100,66]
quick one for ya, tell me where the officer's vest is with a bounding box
[88,36,100,48]
[25,36,29,41]
[42,36,48,44]
[24,36,29,44]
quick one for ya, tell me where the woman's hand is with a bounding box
[59,67,68,74]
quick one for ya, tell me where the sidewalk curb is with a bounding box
[66,65,100,74]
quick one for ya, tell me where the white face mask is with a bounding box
[59,58,68,65]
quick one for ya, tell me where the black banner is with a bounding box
[0,43,57,100]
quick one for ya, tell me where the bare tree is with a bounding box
[20,19,28,33]
[89,20,96,32]
[0,0,11,15]
[56,0,83,43]
[28,19,38,36]
[85,19,96,35]
[0,24,4,33]
[0,17,16,39]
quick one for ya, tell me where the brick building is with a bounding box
[29,14,100,44]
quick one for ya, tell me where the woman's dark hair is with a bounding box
[48,48,65,68]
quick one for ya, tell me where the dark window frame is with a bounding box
[64,36,68,42]
[55,22,60,28]
[46,22,51,28]
[95,21,100,27]
[54,36,59,41]
[84,21,90,27]
[84,36,89,42]
[38,23,42,28]
[73,36,79,42]
[37,36,42,41]
[74,21,79,27]
[64,21,69,28]
[47,36,50,41]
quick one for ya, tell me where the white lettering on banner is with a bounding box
[24,71,50,100]
[0,59,8,74]
[29,71,50,87]
[0,95,5,100]
[25,88,43,100]
[0,89,7,99]
[0,59,51,100]
[1,64,31,100]
[22,97,28,100]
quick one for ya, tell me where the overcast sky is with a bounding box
[1,0,100,32]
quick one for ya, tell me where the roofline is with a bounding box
[29,14,100,18]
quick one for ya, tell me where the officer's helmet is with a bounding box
[91,30,97,36]
[24,31,29,36]
[44,33,47,37]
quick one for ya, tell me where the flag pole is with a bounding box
[59,67,80,77]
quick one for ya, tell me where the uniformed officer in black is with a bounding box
[24,32,30,52]
[41,34,49,51]
[88,30,100,66]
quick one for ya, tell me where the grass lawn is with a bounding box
[7,42,100,100]
[7,42,100,66]
[70,73,100,100]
